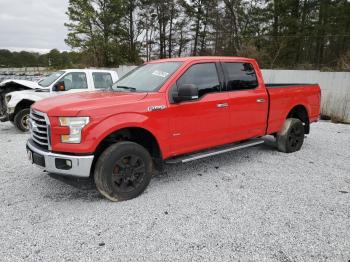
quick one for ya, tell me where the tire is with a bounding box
[94,141,153,202]
[276,118,305,153]
[14,108,30,132]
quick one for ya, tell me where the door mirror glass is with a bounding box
[173,84,198,103]
[53,81,65,92]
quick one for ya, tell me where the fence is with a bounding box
[1,66,349,123]
[88,65,137,78]
[262,70,350,123]
[0,66,137,77]
[0,65,138,83]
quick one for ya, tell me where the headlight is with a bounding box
[59,117,90,143]
[5,95,11,104]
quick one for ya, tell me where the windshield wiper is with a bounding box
[113,85,136,92]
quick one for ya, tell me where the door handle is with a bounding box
[217,103,229,108]
[256,98,266,103]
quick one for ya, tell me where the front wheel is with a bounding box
[94,141,153,202]
[14,108,30,132]
[276,118,305,153]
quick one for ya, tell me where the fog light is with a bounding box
[66,160,72,167]
[55,158,72,170]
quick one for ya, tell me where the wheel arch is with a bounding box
[92,126,163,174]
[286,104,310,134]
[14,99,35,116]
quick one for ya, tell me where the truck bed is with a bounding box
[266,83,318,88]
[265,83,321,135]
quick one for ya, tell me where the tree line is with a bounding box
[65,0,350,70]
[1,1,349,70]
[0,49,84,68]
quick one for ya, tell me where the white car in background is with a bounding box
[0,69,118,132]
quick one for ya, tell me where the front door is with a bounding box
[167,62,230,156]
[56,72,89,93]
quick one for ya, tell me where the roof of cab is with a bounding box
[147,56,256,64]
[64,69,117,73]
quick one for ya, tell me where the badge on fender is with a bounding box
[148,105,166,112]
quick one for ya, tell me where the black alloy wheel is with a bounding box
[287,123,304,151]
[277,118,305,153]
[94,141,153,201]
[111,154,147,193]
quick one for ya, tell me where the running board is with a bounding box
[165,138,264,164]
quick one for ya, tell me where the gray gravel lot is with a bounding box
[0,121,349,262]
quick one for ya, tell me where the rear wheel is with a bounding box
[94,141,153,202]
[14,108,30,132]
[276,118,305,153]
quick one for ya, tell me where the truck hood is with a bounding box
[32,91,148,116]
[0,79,46,90]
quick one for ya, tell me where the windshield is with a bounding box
[38,71,65,87]
[112,62,183,92]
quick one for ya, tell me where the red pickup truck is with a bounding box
[27,57,321,201]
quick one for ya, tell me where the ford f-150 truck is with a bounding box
[1,69,118,132]
[26,57,321,201]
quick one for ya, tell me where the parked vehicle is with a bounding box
[26,57,321,201]
[0,69,118,131]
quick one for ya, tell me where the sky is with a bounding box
[0,0,70,53]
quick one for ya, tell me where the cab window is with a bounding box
[223,63,258,91]
[93,72,113,89]
[58,72,88,91]
[176,63,220,98]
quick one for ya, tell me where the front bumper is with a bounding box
[0,105,12,122]
[5,106,14,121]
[26,139,94,178]
[0,113,9,122]
[6,106,15,115]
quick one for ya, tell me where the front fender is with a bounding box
[50,112,169,156]
[7,91,49,109]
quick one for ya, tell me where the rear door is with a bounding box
[222,62,268,141]
[168,62,230,155]
[92,72,114,90]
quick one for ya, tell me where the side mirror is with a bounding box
[53,81,65,92]
[173,84,199,103]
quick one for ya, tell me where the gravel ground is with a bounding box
[0,121,349,262]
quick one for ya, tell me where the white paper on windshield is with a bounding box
[152,70,169,78]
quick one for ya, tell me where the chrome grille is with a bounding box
[29,109,51,150]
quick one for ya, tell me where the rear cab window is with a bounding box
[93,72,113,89]
[222,63,258,91]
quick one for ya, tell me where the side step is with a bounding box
[165,138,264,164]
